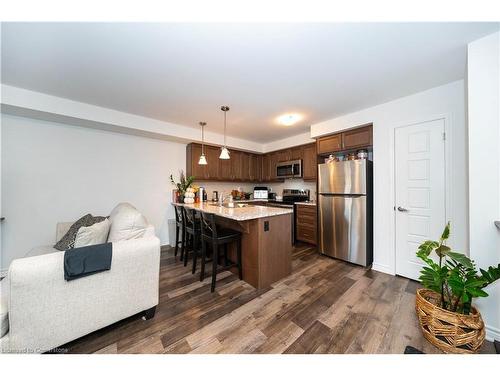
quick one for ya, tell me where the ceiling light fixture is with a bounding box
[277,113,302,126]
[198,121,208,165]
[219,106,230,160]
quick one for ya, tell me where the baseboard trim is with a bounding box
[486,324,500,342]
[371,262,394,275]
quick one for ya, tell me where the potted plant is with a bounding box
[170,170,194,203]
[415,222,500,353]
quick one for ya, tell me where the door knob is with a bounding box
[397,206,409,212]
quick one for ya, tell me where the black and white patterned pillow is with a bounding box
[54,214,107,251]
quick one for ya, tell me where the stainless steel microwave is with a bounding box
[276,159,302,179]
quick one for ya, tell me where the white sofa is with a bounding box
[0,205,161,354]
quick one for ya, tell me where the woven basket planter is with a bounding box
[415,289,485,354]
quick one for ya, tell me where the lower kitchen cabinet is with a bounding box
[295,204,317,245]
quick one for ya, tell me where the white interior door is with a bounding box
[395,118,446,280]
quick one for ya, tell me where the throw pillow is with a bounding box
[74,218,111,248]
[107,202,148,242]
[54,214,107,250]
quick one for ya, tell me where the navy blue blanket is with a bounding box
[64,243,112,281]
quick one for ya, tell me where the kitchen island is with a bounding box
[172,202,293,289]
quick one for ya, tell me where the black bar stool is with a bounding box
[173,205,186,260]
[181,207,201,274]
[199,212,242,292]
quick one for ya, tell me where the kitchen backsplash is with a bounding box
[199,180,317,201]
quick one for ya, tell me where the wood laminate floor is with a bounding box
[62,244,495,354]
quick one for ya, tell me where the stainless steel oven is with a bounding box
[276,159,302,179]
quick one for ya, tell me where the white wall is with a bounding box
[467,31,500,341]
[1,114,186,269]
[1,84,264,153]
[311,80,468,275]
[262,132,314,153]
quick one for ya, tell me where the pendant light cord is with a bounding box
[223,110,227,147]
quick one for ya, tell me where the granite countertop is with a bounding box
[295,201,317,206]
[172,202,293,221]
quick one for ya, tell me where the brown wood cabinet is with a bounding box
[316,124,373,155]
[295,204,317,245]
[342,125,373,150]
[302,143,317,181]
[186,141,321,182]
[249,153,261,181]
[317,134,342,154]
[205,146,219,179]
[261,153,271,181]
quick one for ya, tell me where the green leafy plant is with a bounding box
[417,222,500,314]
[170,170,194,195]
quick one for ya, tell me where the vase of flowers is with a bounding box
[170,170,194,203]
[415,222,500,353]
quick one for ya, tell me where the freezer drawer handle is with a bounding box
[397,206,409,212]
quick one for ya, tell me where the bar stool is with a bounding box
[173,205,186,260]
[182,207,201,274]
[199,212,242,292]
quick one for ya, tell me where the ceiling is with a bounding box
[1,22,498,142]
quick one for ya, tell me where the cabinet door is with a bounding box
[249,153,261,181]
[342,125,373,150]
[261,154,271,181]
[230,150,242,181]
[291,146,303,161]
[205,146,220,180]
[302,143,317,181]
[239,152,250,181]
[218,155,232,181]
[317,134,342,154]
[275,149,291,163]
[186,143,208,180]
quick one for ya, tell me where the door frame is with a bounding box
[390,113,454,278]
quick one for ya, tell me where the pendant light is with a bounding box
[198,121,208,165]
[219,106,230,159]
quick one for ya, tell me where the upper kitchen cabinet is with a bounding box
[249,153,261,181]
[205,146,220,179]
[302,143,317,181]
[342,124,373,150]
[316,124,373,154]
[218,156,232,180]
[291,146,303,161]
[186,143,263,182]
[186,143,208,180]
[231,151,244,181]
[317,133,342,154]
[261,153,272,181]
[275,149,292,163]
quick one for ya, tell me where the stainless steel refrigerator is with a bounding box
[318,160,373,266]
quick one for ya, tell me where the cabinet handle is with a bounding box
[495,221,500,229]
[397,206,409,212]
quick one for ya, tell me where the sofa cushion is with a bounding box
[24,245,58,258]
[108,203,148,242]
[0,277,9,338]
[74,218,111,248]
[54,214,107,251]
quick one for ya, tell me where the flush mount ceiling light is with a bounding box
[277,113,302,126]
[219,106,230,160]
[198,121,207,165]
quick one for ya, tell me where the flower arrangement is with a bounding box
[170,170,195,202]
